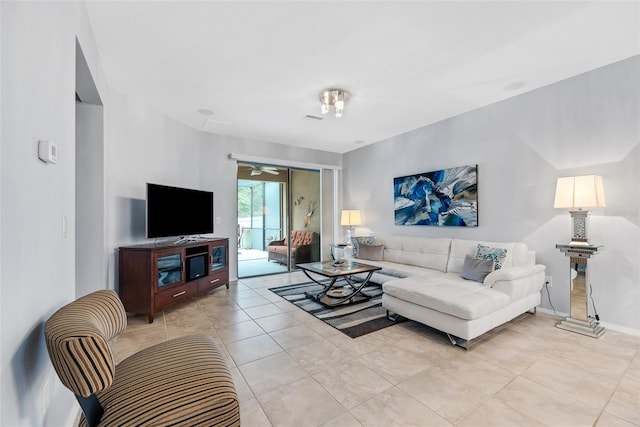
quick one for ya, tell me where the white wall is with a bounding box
[104,100,341,283]
[343,56,640,333]
[76,102,105,297]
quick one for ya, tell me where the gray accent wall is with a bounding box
[342,55,640,332]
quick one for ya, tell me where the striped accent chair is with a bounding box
[45,290,240,427]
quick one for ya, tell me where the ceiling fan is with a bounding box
[250,165,279,176]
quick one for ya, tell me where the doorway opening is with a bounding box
[237,163,320,278]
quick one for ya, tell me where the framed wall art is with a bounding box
[393,164,478,227]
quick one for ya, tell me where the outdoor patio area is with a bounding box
[238,248,288,278]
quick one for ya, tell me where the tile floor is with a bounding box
[112,272,640,427]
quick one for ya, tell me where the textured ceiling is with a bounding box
[85,1,640,154]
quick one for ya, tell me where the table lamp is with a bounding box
[553,175,606,245]
[340,210,361,244]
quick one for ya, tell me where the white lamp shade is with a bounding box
[340,210,362,226]
[554,175,606,209]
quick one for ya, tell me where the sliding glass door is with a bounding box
[237,163,320,278]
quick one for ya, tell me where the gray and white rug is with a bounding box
[269,280,403,338]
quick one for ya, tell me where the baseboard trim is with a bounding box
[536,307,640,337]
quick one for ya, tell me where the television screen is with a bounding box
[146,183,214,238]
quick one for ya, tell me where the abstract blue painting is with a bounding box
[394,165,478,227]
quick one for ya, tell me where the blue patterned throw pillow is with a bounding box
[351,236,376,258]
[475,244,507,270]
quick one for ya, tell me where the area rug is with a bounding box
[269,280,403,338]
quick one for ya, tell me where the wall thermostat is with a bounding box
[38,140,58,164]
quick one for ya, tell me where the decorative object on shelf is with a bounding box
[319,88,350,118]
[394,164,478,227]
[554,175,606,245]
[340,209,361,243]
[556,243,605,338]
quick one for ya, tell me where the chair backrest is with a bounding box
[45,290,127,397]
[289,230,316,247]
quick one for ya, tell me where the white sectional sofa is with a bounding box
[351,234,546,348]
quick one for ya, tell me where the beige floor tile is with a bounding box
[397,366,488,424]
[287,339,352,375]
[257,377,346,427]
[239,352,309,396]
[164,312,212,330]
[240,398,273,427]
[604,375,640,425]
[357,345,430,385]
[114,327,167,363]
[458,397,544,427]
[596,411,640,427]
[326,330,388,357]
[254,312,302,333]
[206,308,252,328]
[162,299,204,323]
[229,288,262,300]
[259,290,285,303]
[209,336,236,368]
[124,313,165,331]
[313,358,393,409]
[269,324,324,351]
[320,412,363,427]
[244,303,285,319]
[438,353,516,395]
[166,323,217,340]
[226,334,283,366]
[496,376,600,426]
[464,333,538,375]
[216,320,266,344]
[350,386,452,427]
[304,318,343,338]
[199,297,241,312]
[287,307,319,323]
[235,295,273,308]
[522,358,619,408]
[229,366,255,403]
[108,273,638,427]
[273,300,299,312]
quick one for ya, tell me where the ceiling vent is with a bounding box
[304,114,324,121]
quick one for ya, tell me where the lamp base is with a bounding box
[345,227,353,245]
[556,316,605,338]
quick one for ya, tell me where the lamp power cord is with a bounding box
[544,283,558,318]
[589,282,600,322]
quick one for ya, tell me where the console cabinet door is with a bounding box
[153,249,184,289]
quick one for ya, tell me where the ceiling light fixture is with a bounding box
[320,88,350,118]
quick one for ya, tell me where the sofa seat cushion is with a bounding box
[269,246,301,256]
[383,277,511,320]
[88,334,239,427]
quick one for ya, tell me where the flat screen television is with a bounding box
[146,183,214,239]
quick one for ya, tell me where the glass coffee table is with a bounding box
[296,260,382,307]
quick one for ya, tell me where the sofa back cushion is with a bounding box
[447,239,530,274]
[375,234,452,272]
[289,230,316,247]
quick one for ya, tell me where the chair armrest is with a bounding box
[484,264,546,299]
[268,239,286,247]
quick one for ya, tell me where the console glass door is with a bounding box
[156,253,182,288]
